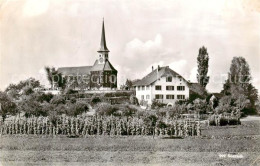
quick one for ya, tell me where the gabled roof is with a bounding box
[133,66,188,86]
[57,66,92,75]
[90,60,117,72]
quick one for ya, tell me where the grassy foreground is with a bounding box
[0,119,259,166]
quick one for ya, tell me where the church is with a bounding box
[57,20,118,90]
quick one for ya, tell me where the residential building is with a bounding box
[133,66,190,105]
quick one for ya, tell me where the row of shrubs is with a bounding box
[209,117,241,126]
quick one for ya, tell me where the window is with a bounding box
[177,95,185,100]
[146,95,150,99]
[166,95,174,99]
[138,86,140,91]
[166,76,172,82]
[155,94,163,99]
[142,86,145,90]
[146,86,150,90]
[177,86,185,91]
[141,95,144,100]
[166,86,174,90]
[155,85,161,90]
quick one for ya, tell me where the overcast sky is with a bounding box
[1,0,260,92]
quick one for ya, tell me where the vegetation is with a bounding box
[197,46,210,88]
[0,91,18,121]
[0,115,201,137]
[221,57,258,115]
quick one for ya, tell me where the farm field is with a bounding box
[0,117,260,166]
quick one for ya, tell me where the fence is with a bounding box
[0,116,201,137]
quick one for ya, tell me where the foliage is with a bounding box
[22,86,34,95]
[221,57,258,115]
[45,66,67,89]
[130,94,139,105]
[91,96,102,105]
[36,92,54,103]
[151,99,166,109]
[95,103,120,116]
[197,46,210,88]
[0,91,18,121]
[50,95,66,105]
[67,101,89,116]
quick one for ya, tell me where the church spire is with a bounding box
[98,18,109,53]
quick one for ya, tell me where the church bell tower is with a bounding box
[97,19,109,64]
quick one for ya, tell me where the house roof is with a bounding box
[133,66,188,86]
[57,66,92,76]
[188,82,207,97]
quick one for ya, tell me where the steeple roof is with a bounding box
[98,19,109,52]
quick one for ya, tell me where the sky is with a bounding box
[0,0,260,92]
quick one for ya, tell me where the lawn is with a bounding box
[0,118,259,166]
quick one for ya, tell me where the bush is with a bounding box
[96,103,120,116]
[91,96,102,105]
[209,120,216,126]
[151,99,166,109]
[50,95,66,105]
[219,117,228,126]
[36,92,54,103]
[130,95,139,105]
[228,118,241,125]
[120,105,137,117]
[67,101,89,116]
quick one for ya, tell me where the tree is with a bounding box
[45,66,67,90]
[5,78,41,99]
[0,91,18,121]
[125,79,133,90]
[197,46,210,88]
[222,57,258,114]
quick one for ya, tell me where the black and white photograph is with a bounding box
[0,0,260,165]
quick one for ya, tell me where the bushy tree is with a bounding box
[45,66,67,89]
[0,91,18,121]
[197,46,210,88]
[222,57,258,115]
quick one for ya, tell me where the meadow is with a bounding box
[0,117,259,166]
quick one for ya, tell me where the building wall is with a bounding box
[135,76,189,105]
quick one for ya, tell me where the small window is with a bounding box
[155,94,163,99]
[166,76,172,82]
[141,95,144,100]
[155,85,161,90]
[146,95,150,99]
[166,95,174,99]
[142,86,145,90]
[138,86,140,91]
[166,86,174,90]
[177,86,185,91]
[146,86,150,90]
[177,95,185,100]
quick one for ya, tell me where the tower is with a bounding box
[97,19,109,64]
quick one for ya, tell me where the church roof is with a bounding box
[133,66,187,86]
[91,60,117,72]
[57,66,92,75]
[98,19,109,52]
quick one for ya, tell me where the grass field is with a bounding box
[0,117,260,166]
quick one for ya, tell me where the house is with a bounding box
[57,20,117,90]
[133,66,190,105]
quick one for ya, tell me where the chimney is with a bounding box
[152,66,154,71]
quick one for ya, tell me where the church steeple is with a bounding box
[98,18,109,53]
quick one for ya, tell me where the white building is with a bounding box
[133,66,190,105]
